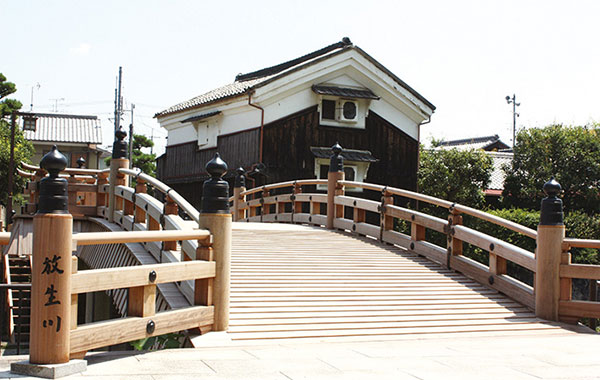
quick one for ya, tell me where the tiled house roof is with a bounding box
[438,135,510,151]
[156,38,435,118]
[20,112,102,144]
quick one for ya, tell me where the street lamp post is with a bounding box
[505,94,520,149]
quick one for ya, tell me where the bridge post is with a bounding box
[536,177,565,321]
[108,127,129,223]
[199,153,232,331]
[10,146,90,379]
[233,167,246,221]
[327,143,345,229]
[446,204,464,269]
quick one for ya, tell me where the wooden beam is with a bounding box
[559,300,600,319]
[128,284,156,317]
[450,255,535,309]
[560,263,600,280]
[452,225,535,272]
[73,229,210,246]
[71,261,216,294]
[70,306,214,353]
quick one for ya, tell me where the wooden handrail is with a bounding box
[563,238,600,249]
[119,168,200,223]
[16,168,35,179]
[71,261,216,294]
[560,263,600,280]
[73,229,210,246]
[21,161,107,176]
[239,179,326,197]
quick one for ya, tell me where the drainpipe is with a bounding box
[247,92,265,163]
[416,115,432,210]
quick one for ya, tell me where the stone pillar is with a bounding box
[536,177,565,321]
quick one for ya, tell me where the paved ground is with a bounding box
[1,328,599,380]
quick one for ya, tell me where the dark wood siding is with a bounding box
[158,128,260,184]
[157,127,260,210]
[157,106,418,210]
[261,106,418,191]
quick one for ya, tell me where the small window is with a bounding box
[322,99,335,120]
[343,166,355,181]
[319,164,329,179]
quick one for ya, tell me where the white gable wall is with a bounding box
[159,48,432,147]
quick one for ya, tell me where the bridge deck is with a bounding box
[229,223,566,342]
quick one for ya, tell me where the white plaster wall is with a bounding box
[159,48,432,146]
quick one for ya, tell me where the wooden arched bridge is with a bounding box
[2,140,599,375]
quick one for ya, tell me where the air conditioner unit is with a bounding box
[338,100,358,122]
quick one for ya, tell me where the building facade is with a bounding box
[155,38,435,208]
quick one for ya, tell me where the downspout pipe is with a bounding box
[416,114,432,211]
[247,92,265,163]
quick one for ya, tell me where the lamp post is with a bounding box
[505,94,520,149]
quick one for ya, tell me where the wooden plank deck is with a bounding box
[229,223,565,341]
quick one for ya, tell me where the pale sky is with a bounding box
[3,0,599,156]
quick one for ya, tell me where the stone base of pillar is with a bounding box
[11,359,87,379]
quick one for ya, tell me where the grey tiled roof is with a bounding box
[155,38,435,118]
[180,111,222,123]
[438,135,510,151]
[21,113,102,144]
[310,146,378,163]
[311,85,380,100]
[156,77,269,117]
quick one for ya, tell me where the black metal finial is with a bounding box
[540,177,563,226]
[112,126,128,159]
[234,167,246,188]
[38,145,69,214]
[76,156,86,169]
[200,153,230,214]
[329,142,344,172]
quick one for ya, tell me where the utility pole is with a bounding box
[6,112,16,228]
[505,94,520,149]
[128,104,135,168]
[30,83,40,111]
[114,66,123,132]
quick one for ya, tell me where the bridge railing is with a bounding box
[232,144,600,328]
[10,132,231,373]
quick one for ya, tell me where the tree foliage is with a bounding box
[132,134,156,176]
[502,125,600,213]
[0,74,34,206]
[418,147,493,210]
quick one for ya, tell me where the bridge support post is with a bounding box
[535,178,565,321]
[199,153,231,331]
[233,168,246,221]
[12,146,87,378]
[108,127,129,223]
[327,143,345,229]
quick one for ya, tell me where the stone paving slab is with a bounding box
[1,331,598,379]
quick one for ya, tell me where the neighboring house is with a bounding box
[485,151,513,196]
[155,38,435,208]
[19,112,104,169]
[437,134,510,152]
[434,135,513,196]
